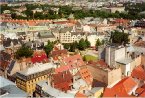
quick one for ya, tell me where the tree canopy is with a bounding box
[78,39,87,50]
[110,30,129,45]
[3,3,145,20]
[95,39,102,49]
[15,45,33,59]
[44,40,54,57]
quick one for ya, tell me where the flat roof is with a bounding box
[116,58,133,65]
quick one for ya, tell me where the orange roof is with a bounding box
[115,19,129,23]
[64,54,85,67]
[139,91,145,97]
[88,60,108,68]
[103,77,137,97]
[135,87,144,95]
[79,66,93,84]
[134,41,145,48]
[131,65,145,80]
[75,92,87,98]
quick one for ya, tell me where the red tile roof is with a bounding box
[135,87,144,95]
[134,41,145,48]
[0,61,9,70]
[31,51,48,63]
[63,54,85,67]
[139,91,145,97]
[55,65,74,73]
[75,92,87,98]
[115,19,129,24]
[51,71,73,92]
[88,60,108,68]
[131,65,145,80]
[52,71,73,84]
[79,66,93,85]
[103,77,137,97]
[51,49,68,57]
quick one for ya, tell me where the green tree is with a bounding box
[110,31,129,45]
[95,39,101,50]
[69,42,77,52]
[85,39,91,48]
[15,45,33,59]
[101,40,105,45]
[78,39,87,50]
[63,43,70,50]
[44,40,54,57]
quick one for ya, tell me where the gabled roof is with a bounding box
[79,66,93,85]
[103,77,137,97]
[63,54,85,67]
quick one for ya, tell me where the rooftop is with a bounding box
[131,65,145,80]
[116,58,133,65]
[103,77,137,97]
[18,63,56,76]
[0,76,14,88]
[0,76,27,97]
[37,80,74,98]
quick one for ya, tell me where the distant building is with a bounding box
[134,21,145,28]
[54,27,86,43]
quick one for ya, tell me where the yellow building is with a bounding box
[16,63,55,94]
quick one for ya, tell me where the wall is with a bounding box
[87,65,122,86]
[108,68,122,86]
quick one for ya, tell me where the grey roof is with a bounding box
[116,58,133,65]
[127,45,145,53]
[60,27,73,33]
[89,87,103,93]
[38,31,54,38]
[0,85,27,98]
[71,32,85,36]
[0,76,15,88]
[17,32,26,36]
[7,60,16,74]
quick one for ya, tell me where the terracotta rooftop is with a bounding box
[55,65,73,73]
[52,71,73,85]
[135,87,144,95]
[75,92,87,98]
[88,60,109,69]
[51,49,68,57]
[103,77,137,97]
[114,19,129,24]
[64,54,85,67]
[134,40,145,48]
[79,66,93,85]
[131,65,145,80]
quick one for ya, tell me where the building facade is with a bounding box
[16,63,55,94]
